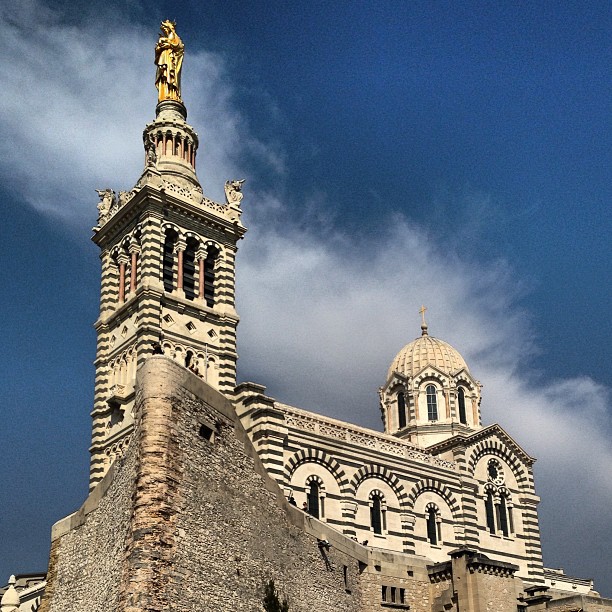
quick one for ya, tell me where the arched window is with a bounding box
[498,494,509,537]
[162,230,177,293]
[458,387,467,424]
[370,491,386,535]
[185,350,195,371]
[426,504,441,545]
[397,392,406,429]
[203,247,218,307]
[183,238,198,301]
[483,482,513,537]
[304,476,326,520]
[307,480,320,518]
[485,489,496,534]
[426,385,438,421]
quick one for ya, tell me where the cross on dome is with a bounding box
[419,304,429,336]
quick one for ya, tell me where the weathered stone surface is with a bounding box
[42,357,600,612]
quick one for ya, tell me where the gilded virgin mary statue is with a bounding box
[155,20,184,102]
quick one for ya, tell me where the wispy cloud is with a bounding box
[1,0,610,594]
[237,201,612,587]
[0,2,278,220]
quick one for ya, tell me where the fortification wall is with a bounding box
[40,444,137,612]
[120,356,365,611]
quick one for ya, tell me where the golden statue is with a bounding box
[155,20,184,102]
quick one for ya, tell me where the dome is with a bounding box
[387,324,469,380]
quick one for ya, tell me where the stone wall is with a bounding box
[40,443,137,612]
[546,595,612,611]
[122,356,363,611]
[42,356,573,612]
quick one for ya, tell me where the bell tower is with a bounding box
[88,22,246,488]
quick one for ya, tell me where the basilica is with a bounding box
[2,23,609,612]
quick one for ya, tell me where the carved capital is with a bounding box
[128,238,141,254]
[116,252,130,265]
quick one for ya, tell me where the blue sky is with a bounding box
[0,0,610,595]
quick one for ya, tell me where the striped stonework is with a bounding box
[234,377,546,584]
[88,99,246,488]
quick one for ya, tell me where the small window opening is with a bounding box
[507,505,515,534]
[198,423,214,442]
[458,387,467,424]
[400,588,405,604]
[391,587,397,603]
[204,247,218,307]
[307,481,320,519]
[162,230,177,292]
[426,385,438,421]
[370,494,384,535]
[381,586,387,602]
[426,507,439,545]
[398,391,407,429]
[108,402,124,428]
[498,495,510,537]
[183,238,198,301]
[485,490,496,534]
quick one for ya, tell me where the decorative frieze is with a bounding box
[280,404,456,471]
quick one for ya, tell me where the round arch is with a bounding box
[468,441,529,490]
[285,448,349,495]
[350,464,407,507]
[406,478,461,518]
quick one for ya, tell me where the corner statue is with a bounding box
[155,20,184,102]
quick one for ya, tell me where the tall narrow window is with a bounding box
[426,385,438,421]
[498,495,510,536]
[204,247,218,307]
[458,387,467,424]
[397,392,406,429]
[507,504,515,534]
[307,481,320,519]
[370,494,383,535]
[426,506,439,545]
[162,231,177,292]
[183,238,198,301]
[485,490,496,534]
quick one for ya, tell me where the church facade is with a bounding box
[4,24,609,612]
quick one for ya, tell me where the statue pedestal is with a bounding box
[156,99,187,121]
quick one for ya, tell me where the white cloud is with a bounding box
[1,0,610,593]
[0,3,278,222]
[236,204,612,584]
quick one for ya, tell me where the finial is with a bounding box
[419,305,429,336]
[155,21,184,103]
[1,575,20,609]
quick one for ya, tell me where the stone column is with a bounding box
[129,241,140,294]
